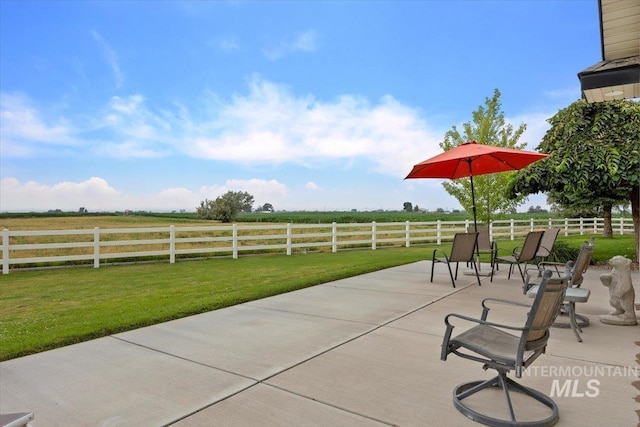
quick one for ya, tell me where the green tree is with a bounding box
[440,89,528,223]
[197,191,255,223]
[403,202,413,212]
[509,99,640,261]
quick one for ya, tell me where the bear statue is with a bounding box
[599,256,637,326]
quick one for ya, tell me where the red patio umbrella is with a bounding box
[405,140,549,231]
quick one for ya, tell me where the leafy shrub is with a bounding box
[550,240,580,263]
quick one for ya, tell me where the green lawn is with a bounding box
[0,234,634,361]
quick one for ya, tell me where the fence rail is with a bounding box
[1,217,634,274]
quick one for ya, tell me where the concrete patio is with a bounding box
[1,260,638,426]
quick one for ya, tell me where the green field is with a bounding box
[0,209,571,226]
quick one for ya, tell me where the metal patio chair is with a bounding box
[475,225,496,273]
[441,269,570,426]
[430,232,480,288]
[536,228,560,263]
[524,238,595,342]
[491,230,544,283]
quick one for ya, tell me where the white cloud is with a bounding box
[292,30,317,52]
[191,77,444,177]
[507,85,581,151]
[1,77,445,178]
[0,177,121,212]
[93,140,167,159]
[305,181,320,190]
[91,30,124,88]
[543,86,581,101]
[263,30,318,60]
[0,93,78,156]
[217,37,240,52]
[507,111,553,151]
[0,176,289,212]
[200,179,289,206]
[92,94,173,158]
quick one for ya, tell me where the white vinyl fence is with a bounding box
[1,217,634,274]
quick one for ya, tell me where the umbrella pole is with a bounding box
[468,162,487,275]
[463,168,486,277]
[470,173,478,233]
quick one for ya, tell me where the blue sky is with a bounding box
[0,1,601,213]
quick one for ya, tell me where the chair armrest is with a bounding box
[480,297,531,320]
[523,266,545,293]
[494,247,509,256]
[444,312,529,332]
[431,248,448,260]
[524,265,542,278]
[537,244,552,254]
[481,297,530,309]
[537,261,564,269]
[495,245,520,257]
[441,313,525,362]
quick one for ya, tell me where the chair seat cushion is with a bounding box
[449,324,529,366]
[527,285,590,303]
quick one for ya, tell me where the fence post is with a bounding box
[530,218,534,231]
[169,225,175,264]
[437,220,442,245]
[332,222,337,253]
[405,221,410,248]
[620,217,624,235]
[372,221,377,250]
[94,227,100,268]
[579,217,584,235]
[232,224,238,259]
[593,217,598,234]
[510,219,515,241]
[2,229,9,275]
[286,223,292,255]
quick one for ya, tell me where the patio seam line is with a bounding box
[109,299,441,426]
[261,382,396,427]
[319,281,465,298]
[544,351,640,369]
[109,282,473,386]
[114,284,468,426]
[161,381,260,427]
[108,335,259,382]
[243,303,385,326]
[66,268,482,425]
[256,282,478,385]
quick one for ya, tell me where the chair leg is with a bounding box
[567,302,583,342]
[472,260,481,286]
[453,370,559,427]
[446,263,456,288]
[516,262,525,281]
[553,303,589,342]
